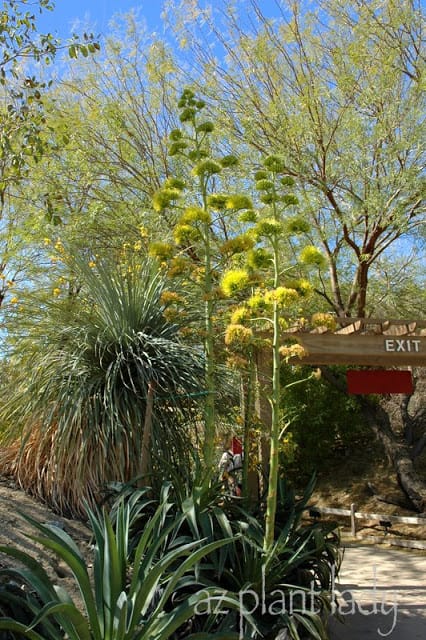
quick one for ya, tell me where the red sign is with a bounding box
[347,370,413,395]
[231,437,243,455]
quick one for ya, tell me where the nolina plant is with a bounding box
[0,253,207,516]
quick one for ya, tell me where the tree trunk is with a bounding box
[139,381,155,482]
[320,366,426,513]
[359,397,426,513]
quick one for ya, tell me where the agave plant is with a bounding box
[0,500,248,640]
[108,471,342,640]
[0,254,206,516]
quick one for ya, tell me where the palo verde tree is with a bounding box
[149,89,254,470]
[0,0,98,313]
[165,0,426,511]
[168,0,425,320]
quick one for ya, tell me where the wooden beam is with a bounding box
[283,333,426,366]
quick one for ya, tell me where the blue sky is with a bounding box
[37,1,169,39]
[37,1,283,42]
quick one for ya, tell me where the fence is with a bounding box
[308,504,426,550]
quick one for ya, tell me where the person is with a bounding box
[219,437,243,496]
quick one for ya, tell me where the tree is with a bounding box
[0,0,98,312]
[168,0,425,319]
[165,0,426,510]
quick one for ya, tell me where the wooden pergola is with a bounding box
[282,317,426,367]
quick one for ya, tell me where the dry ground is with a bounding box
[0,476,92,603]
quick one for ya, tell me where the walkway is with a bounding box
[328,544,426,639]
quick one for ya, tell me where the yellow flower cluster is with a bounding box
[230,306,251,325]
[299,245,326,268]
[279,343,306,360]
[180,206,211,225]
[160,290,183,306]
[265,287,299,308]
[148,242,174,261]
[311,312,337,331]
[224,323,254,347]
[221,269,250,297]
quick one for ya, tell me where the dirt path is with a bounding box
[329,544,426,639]
[0,477,92,603]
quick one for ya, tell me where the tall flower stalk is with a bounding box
[150,89,253,469]
[222,156,319,551]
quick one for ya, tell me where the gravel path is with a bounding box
[328,544,426,639]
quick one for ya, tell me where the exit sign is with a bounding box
[347,370,413,395]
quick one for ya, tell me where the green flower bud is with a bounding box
[192,159,222,176]
[196,121,214,133]
[285,216,310,234]
[263,155,286,173]
[255,179,274,191]
[220,154,239,168]
[281,176,295,186]
[225,194,253,209]
[247,248,272,269]
[153,188,181,211]
[239,209,258,223]
[164,177,186,190]
[281,194,298,206]
[254,218,283,237]
[179,107,196,122]
[254,170,269,181]
[260,193,275,204]
[169,129,183,141]
[188,149,208,161]
[174,224,200,245]
[180,206,211,225]
[207,194,228,210]
[169,141,188,156]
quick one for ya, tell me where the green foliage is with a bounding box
[280,367,367,479]
[0,254,206,516]
[107,473,342,640]
[0,500,243,640]
[171,0,425,318]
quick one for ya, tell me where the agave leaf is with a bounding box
[0,619,46,640]
[143,588,257,640]
[27,602,91,640]
[14,515,102,640]
[0,547,58,603]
